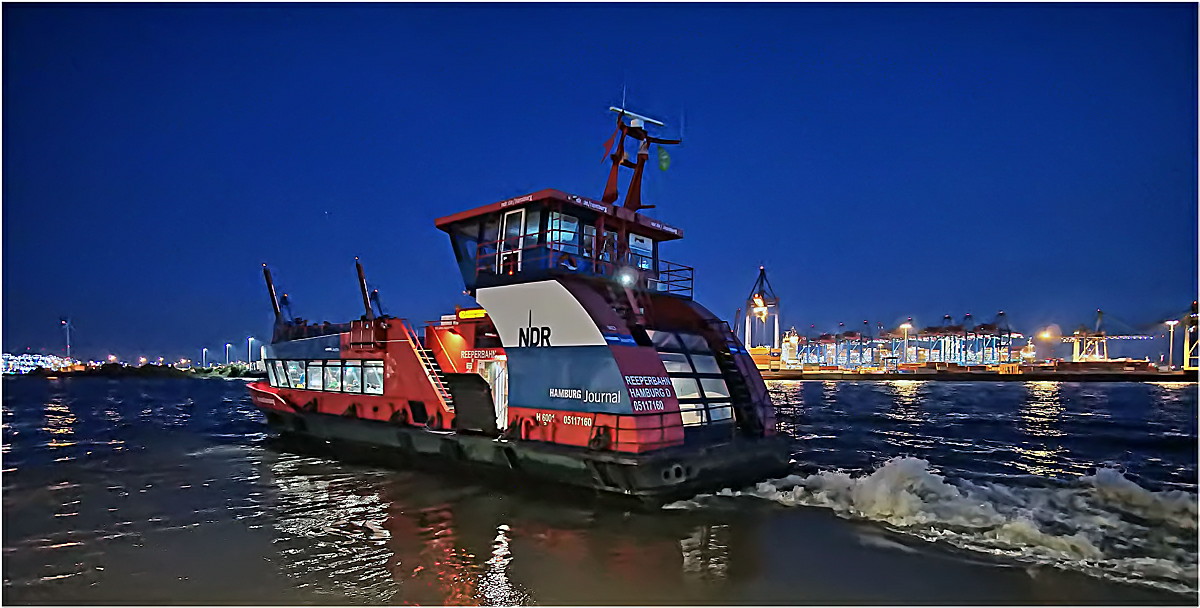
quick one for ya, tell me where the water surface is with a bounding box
[2,377,1195,604]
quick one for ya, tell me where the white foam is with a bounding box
[1084,467,1198,530]
[675,457,1198,594]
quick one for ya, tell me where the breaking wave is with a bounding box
[667,457,1198,594]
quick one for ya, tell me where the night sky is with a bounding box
[3,3,1196,363]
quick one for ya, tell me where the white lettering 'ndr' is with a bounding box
[476,281,607,347]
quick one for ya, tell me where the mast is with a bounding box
[356,258,375,320]
[600,107,681,212]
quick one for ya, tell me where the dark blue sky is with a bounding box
[4,3,1196,362]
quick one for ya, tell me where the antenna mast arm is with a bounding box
[355,258,375,320]
[262,264,282,323]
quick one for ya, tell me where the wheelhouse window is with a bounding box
[629,233,654,271]
[479,217,500,272]
[448,221,481,286]
[582,224,597,259]
[266,363,278,386]
[522,209,541,251]
[548,212,580,254]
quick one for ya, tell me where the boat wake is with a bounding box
[666,457,1198,595]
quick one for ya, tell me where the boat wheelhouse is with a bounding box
[247,108,789,502]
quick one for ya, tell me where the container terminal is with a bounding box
[736,268,1198,382]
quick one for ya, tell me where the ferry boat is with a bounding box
[247,108,790,503]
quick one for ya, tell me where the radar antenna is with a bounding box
[600,106,681,212]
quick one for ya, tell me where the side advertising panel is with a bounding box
[506,346,631,414]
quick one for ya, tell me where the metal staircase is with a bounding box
[398,320,456,412]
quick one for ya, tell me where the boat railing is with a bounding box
[273,320,355,343]
[471,230,693,298]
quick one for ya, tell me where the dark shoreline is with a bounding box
[762,370,1198,382]
[9,363,266,380]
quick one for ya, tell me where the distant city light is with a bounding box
[2,353,77,374]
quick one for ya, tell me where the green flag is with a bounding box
[657,146,671,171]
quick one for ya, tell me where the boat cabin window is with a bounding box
[285,361,306,389]
[306,361,323,390]
[363,361,384,395]
[343,361,362,393]
[266,359,379,394]
[646,330,734,429]
[323,362,342,392]
[690,354,722,374]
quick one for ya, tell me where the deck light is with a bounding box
[616,268,637,287]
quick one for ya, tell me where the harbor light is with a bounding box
[139,357,147,365]
[1166,320,1179,369]
[898,322,913,363]
[107,354,117,363]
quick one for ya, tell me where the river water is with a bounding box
[2,377,1196,604]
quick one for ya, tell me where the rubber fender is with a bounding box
[519,416,536,440]
[588,425,613,451]
[390,405,409,425]
[426,412,443,431]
